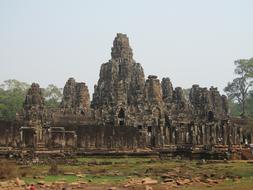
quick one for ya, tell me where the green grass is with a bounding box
[76,156,152,164]
[23,175,79,184]
[23,174,128,185]
[12,157,253,189]
[85,175,127,184]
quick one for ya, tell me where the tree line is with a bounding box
[0,79,62,120]
[224,58,253,117]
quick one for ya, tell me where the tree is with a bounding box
[227,99,241,116]
[245,90,253,116]
[0,80,63,120]
[0,79,30,120]
[224,58,253,116]
[0,79,30,91]
[43,84,63,108]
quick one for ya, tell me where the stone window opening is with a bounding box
[119,64,122,76]
[118,108,125,126]
[148,126,152,137]
[80,110,85,115]
[208,111,214,122]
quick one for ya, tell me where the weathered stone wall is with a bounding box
[65,132,76,148]
[165,121,242,146]
[189,85,229,120]
[77,125,147,150]
[0,120,21,147]
[145,75,163,104]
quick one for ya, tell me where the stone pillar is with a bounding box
[34,131,37,148]
[212,124,216,144]
[175,128,178,144]
[197,125,201,145]
[164,127,170,145]
[20,130,23,144]
[202,125,206,145]
[207,125,211,145]
[160,125,164,147]
[239,127,243,144]
[192,125,197,145]
[223,124,227,145]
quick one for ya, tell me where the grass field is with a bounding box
[1,157,253,189]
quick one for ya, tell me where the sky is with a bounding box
[0,0,253,95]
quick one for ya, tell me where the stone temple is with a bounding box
[0,33,251,158]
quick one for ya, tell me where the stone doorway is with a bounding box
[118,108,125,126]
[21,127,36,148]
[208,111,214,122]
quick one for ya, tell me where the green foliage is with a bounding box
[245,91,253,116]
[228,99,241,117]
[0,79,63,120]
[0,79,30,91]
[0,79,29,120]
[234,58,253,78]
[42,84,63,108]
[228,90,253,117]
[224,58,253,116]
[229,91,253,140]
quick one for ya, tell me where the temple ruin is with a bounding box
[0,33,251,158]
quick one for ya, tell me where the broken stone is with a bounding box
[14,178,25,186]
[37,181,45,185]
[76,174,85,178]
[70,182,80,186]
[163,178,174,183]
[63,172,76,176]
[53,181,66,186]
[108,187,117,190]
[145,185,153,190]
[142,177,158,185]
[176,178,191,186]
[33,176,45,179]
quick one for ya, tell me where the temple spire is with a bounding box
[111,33,133,61]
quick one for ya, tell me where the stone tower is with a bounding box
[21,83,45,147]
[92,33,145,107]
[23,83,45,122]
[92,33,146,125]
[61,78,90,114]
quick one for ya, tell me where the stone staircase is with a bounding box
[36,142,48,151]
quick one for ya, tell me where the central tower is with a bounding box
[92,33,145,108]
[92,33,145,126]
[111,33,133,62]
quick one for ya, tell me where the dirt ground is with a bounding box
[1,156,253,190]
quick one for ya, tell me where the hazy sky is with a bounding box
[1,0,253,95]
